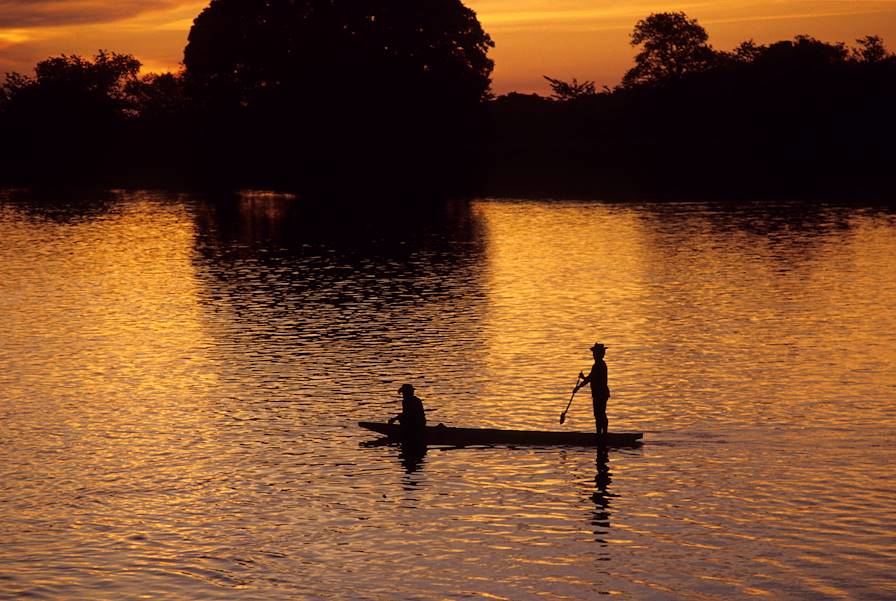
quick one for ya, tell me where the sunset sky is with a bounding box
[1,0,895,94]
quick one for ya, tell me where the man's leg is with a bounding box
[598,412,608,436]
[592,399,601,435]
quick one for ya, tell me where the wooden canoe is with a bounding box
[359,421,642,447]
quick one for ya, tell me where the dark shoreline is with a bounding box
[3,185,893,210]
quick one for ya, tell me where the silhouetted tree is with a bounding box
[181,0,495,196]
[755,35,848,71]
[851,35,891,63]
[0,51,145,185]
[130,72,186,120]
[622,12,717,87]
[2,51,141,116]
[3,7,894,201]
[489,20,896,201]
[0,51,198,187]
[730,39,765,64]
[543,76,597,101]
[184,0,493,107]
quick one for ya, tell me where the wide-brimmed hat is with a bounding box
[590,343,607,351]
[398,383,415,394]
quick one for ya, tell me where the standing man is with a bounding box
[574,343,611,436]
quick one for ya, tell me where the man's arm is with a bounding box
[574,370,591,392]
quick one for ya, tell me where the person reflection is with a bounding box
[388,384,427,474]
[591,446,612,543]
[398,440,427,475]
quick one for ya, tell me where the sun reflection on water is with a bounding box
[1,193,894,600]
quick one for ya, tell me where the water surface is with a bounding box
[1,192,894,600]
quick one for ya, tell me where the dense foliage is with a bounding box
[1,0,494,197]
[1,10,893,201]
[0,52,190,186]
[622,12,716,87]
[181,0,494,195]
[491,14,896,200]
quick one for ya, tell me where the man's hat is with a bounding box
[590,343,607,351]
[398,383,415,394]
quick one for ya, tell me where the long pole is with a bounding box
[559,375,581,424]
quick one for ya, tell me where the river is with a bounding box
[1,191,894,600]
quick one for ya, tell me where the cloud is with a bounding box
[0,1,186,29]
[0,1,205,75]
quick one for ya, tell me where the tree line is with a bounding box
[492,13,896,200]
[0,0,494,198]
[1,7,894,201]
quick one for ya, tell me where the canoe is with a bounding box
[359,421,642,447]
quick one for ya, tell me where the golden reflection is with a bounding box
[473,201,896,435]
[2,195,218,408]
[0,196,234,581]
[477,202,649,428]
[2,195,895,599]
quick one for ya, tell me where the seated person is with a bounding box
[388,383,426,431]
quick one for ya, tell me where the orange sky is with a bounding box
[1,1,895,94]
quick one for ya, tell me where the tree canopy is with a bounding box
[623,12,716,86]
[543,76,596,101]
[2,8,894,200]
[180,0,495,196]
[183,0,494,109]
[2,51,141,118]
[852,35,889,63]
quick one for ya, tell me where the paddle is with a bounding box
[559,375,581,425]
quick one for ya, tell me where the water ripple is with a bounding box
[1,193,894,599]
